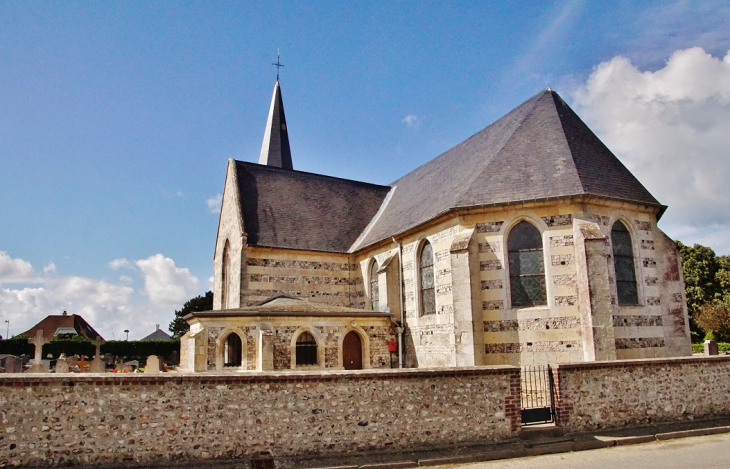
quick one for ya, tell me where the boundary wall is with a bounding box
[0,367,520,467]
[554,355,730,432]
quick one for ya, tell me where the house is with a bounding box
[21,311,104,341]
[140,324,173,341]
[180,80,692,372]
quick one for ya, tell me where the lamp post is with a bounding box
[4,320,8,339]
[124,329,129,341]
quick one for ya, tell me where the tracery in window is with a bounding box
[420,241,436,315]
[611,220,639,305]
[508,221,547,307]
[370,260,380,311]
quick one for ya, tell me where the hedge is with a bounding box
[0,337,180,361]
[691,342,730,354]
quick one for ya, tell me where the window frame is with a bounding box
[370,259,380,311]
[418,240,436,316]
[611,219,640,306]
[507,220,547,308]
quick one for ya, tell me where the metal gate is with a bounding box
[520,365,555,425]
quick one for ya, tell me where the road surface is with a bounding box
[434,433,730,469]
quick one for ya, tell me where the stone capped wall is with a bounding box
[0,367,520,467]
[554,356,730,432]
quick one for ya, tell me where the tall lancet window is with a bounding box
[221,241,231,309]
[508,221,547,307]
[611,221,639,305]
[420,241,436,315]
[370,260,380,311]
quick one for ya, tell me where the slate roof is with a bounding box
[258,80,293,170]
[22,313,104,341]
[352,89,663,250]
[141,326,173,341]
[235,161,391,252]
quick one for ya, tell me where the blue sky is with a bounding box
[2,1,729,339]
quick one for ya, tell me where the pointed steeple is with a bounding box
[258,80,293,170]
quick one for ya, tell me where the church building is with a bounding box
[180,78,692,372]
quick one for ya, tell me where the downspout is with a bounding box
[392,237,405,368]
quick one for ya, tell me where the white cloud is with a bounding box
[206,194,222,214]
[135,254,200,306]
[572,47,730,252]
[0,251,37,283]
[0,252,204,340]
[402,115,421,128]
[43,262,56,274]
[109,258,131,270]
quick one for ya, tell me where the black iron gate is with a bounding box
[520,365,556,425]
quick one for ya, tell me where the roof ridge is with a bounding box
[455,90,549,204]
[549,90,587,194]
[236,160,391,190]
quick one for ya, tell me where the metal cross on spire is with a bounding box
[272,48,285,81]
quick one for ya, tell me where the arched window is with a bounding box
[224,333,242,367]
[370,260,380,311]
[221,241,230,309]
[420,241,436,315]
[611,221,639,305]
[508,221,547,307]
[295,331,318,366]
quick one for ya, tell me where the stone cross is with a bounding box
[92,336,105,359]
[24,330,50,373]
[89,336,107,373]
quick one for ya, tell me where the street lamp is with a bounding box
[3,320,8,339]
[124,329,129,341]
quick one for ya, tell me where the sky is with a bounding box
[1,1,729,340]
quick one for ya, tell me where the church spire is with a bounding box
[258,52,293,170]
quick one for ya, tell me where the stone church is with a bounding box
[180,79,692,372]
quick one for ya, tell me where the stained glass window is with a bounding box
[370,260,380,311]
[420,241,436,315]
[611,221,638,305]
[296,331,317,366]
[508,221,547,306]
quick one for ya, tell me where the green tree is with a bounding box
[676,242,730,342]
[169,291,213,338]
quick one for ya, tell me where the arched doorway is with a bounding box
[224,333,242,367]
[343,331,362,370]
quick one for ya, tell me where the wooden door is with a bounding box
[343,331,362,370]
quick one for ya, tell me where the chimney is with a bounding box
[156,324,160,330]
[62,311,67,316]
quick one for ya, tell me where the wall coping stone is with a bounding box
[0,365,519,387]
[554,355,730,371]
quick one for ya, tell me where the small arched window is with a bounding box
[508,221,547,307]
[221,241,230,309]
[370,260,380,311]
[420,241,436,315]
[295,331,318,366]
[611,221,639,305]
[224,333,242,367]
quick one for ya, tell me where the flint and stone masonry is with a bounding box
[0,367,520,468]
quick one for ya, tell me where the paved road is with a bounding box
[433,433,730,469]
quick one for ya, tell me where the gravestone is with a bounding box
[145,355,161,374]
[705,340,719,356]
[54,354,70,373]
[168,350,180,366]
[25,330,50,373]
[89,336,106,373]
[0,355,22,373]
[103,353,114,367]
